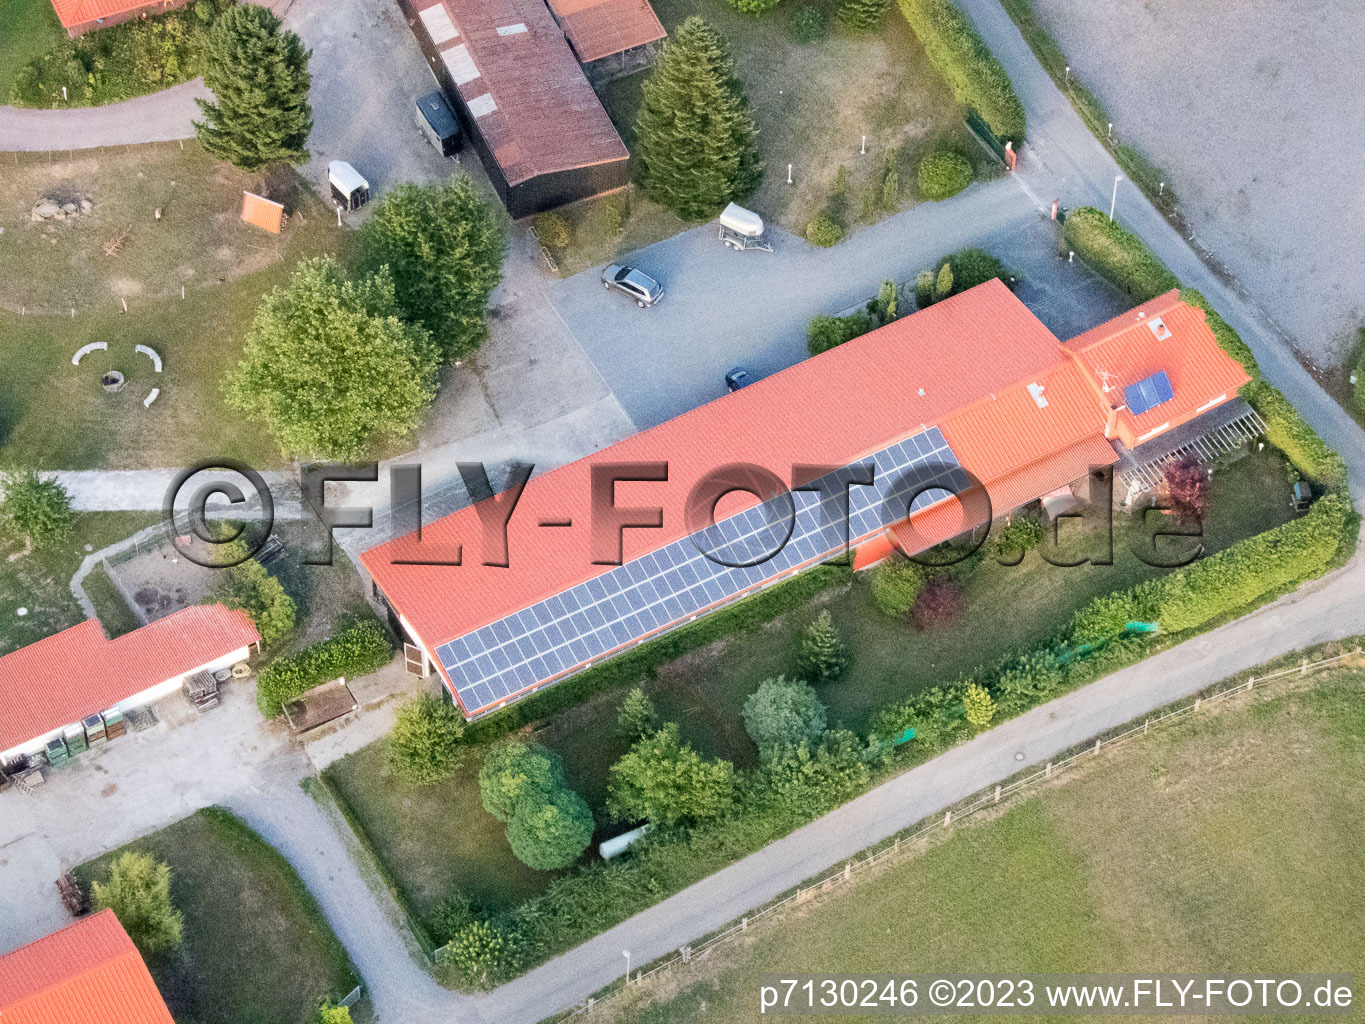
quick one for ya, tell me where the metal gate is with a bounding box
[965,108,1008,164]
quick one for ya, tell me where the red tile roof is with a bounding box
[547,0,666,63]
[416,0,629,186]
[47,0,162,29]
[0,910,175,1024]
[0,605,259,755]
[1064,290,1250,446]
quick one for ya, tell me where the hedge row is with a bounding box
[1245,379,1348,489]
[896,0,1026,144]
[256,618,393,716]
[1061,207,1179,302]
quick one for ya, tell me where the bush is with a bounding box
[1164,456,1207,523]
[963,681,996,727]
[607,722,736,825]
[0,469,74,548]
[437,919,525,990]
[991,648,1062,710]
[1066,582,1160,644]
[726,0,782,12]
[793,4,827,41]
[533,212,573,249]
[948,247,1008,292]
[807,310,874,356]
[92,852,184,955]
[506,788,595,870]
[911,577,963,630]
[742,677,828,759]
[1354,328,1365,416]
[1061,207,1179,302]
[917,148,973,200]
[882,167,900,211]
[1155,492,1349,632]
[914,270,936,308]
[477,742,566,823]
[933,261,954,302]
[311,1004,353,1024]
[764,730,871,810]
[991,510,1045,562]
[617,686,658,740]
[388,694,467,785]
[838,0,891,28]
[1246,379,1347,488]
[870,557,926,616]
[207,544,296,644]
[805,210,844,247]
[798,609,848,683]
[859,181,880,222]
[256,619,392,716]
[897,0,1025,143]
[432,891,479,944]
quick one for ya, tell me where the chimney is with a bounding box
[1104,404,1121,439]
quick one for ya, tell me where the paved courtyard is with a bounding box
[1027,0,1365,366]
[544,177,1130,430]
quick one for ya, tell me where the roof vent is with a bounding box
[916,387,925,397]
[1146,316,1171,341]
[496,22,527,34]
[1027,381,1048,409]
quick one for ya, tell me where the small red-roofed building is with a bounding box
[0,604,259,763]
[0,910,175,1024]
[48,0,189,38]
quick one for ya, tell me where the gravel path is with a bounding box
[0,80,210,152]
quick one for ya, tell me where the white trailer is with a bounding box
[718,202,773,252]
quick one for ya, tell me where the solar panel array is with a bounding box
[1124,369,1175,416]
[436,426,968,712]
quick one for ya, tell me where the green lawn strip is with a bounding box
[0,0,67,101]
[73,806,361,1024]
[0,511,159,654]
[81,561,141,637]
[629,663,1365,1022]
[998,0,1178,216]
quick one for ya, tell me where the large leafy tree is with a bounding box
[92,852,184,955]
[389,693,467,784]
[194,3,312,169]
[223,257,439,461]
[207,538,296,644]
[635,17,762,220]
[0,469,74,549]
[741,676,827,762]
[506,787,595,870]
[607,722,735,826]
[358,177,506,363]
[477,742,566,823]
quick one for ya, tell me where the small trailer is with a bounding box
[718,202,772,252]
[415,91,462,158]
[328,160,371,212]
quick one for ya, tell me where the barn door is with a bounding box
[404,643,430,677]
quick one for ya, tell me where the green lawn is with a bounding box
[73,807,362,1024]
[0,511,159,654]
[0,0,66,101]
[625,666,1365,1022]
[81,561,141,637]
[325,448,1300,937]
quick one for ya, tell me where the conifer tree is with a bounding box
[635,17,762,220]
[798,610,848,683]
[837,0,891,29]
[934,261,955,301]
[915,270,936,308]
[195,4,312,170]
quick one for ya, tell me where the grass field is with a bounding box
[0,143,350,469]
[0,0,66,101]
[326,447,1300,933]
[74,807,362,1024]
[81,561,141,637]
[0,511,159,654]
[612,665,1365,1022]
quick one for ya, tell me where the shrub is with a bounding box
[805,210,844,247]
[1155,492,1349,632]
[838,0,891,28]
[92,852,184,955]
[256,619,392,716]
[991,510,1045,562]
[388,693,467,785]
[207,545,296,644]
[859,181,880,222]
[312,1004,353,1024]
[1061,207,1179,302]
[870,557,926,616]
[478,742,566,823]
[617,686,658,740]
[831,163,848,196]
[933,261,954,302]
[1246,379,1347,488]
[533,212,573,249]
[742,677,828,759]
[992,648,1061,709]
[607,722,736,825]
[432,891,479,943]
[793,4,827,41]
[874,280,899,323]
[882,166,900,210]
[897,0,1025,142]
[764,729,871,809]
[948,247,1008,292]
[437,919,525,990]
[0,469,74,548]
[506,788,595,870]
[917,148,973,200]
[726,0,782,12]
[1163,456,1207,523]
[911,577,963,630]
[807,310,873,356]
[798,610,848,683]
[1066,582,1160,644]
[914,270,936,308]
[1354,328,1365,416]
[963,682,996,727]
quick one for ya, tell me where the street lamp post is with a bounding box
[1109,175,1123,223]
[623,949,631,985]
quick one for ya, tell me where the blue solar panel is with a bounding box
[1124,370,1174,416]
[438,426,967,712]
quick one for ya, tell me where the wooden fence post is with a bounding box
[1045,761,1052,777]
[994,784,1001,804]
[1194,696,1201,712]
[944,809,952,826]
[1247,675,1254,691]
[844,862,851,880]
[1143,718,1149,734]
[1094,738,1102,755]
[1301,657,1308,675]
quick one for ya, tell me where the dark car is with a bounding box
[724,367,755,392]
[602,264,663,307]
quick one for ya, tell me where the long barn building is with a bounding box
[362,282,1250,719]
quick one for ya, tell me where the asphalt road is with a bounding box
[0,79,210,152]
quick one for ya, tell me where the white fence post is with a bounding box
[1194,696,1201,712]
[1247,675,1254,691]
[1143,718,1149,734]
[994,784,1001,804]
[943,809,952,826]
[1301,657,1308,675]
[741,917,748,931]
[844,862,851,880]
[1045,760,1052,777]
[1094,738,1102,755]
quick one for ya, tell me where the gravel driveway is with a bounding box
[1025,0,1365,366]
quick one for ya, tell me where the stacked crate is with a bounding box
[103,708,127,739]
[44,736,68,767]
[63,723,87,757]
[83,714,107,749]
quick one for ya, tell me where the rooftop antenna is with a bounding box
[1096,369,1121,394]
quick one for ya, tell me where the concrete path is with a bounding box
[0,80,210,152]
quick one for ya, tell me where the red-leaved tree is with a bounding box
[911,579,964,631]
[1164,456,1207,523]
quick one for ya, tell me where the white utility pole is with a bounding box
[1109,175,1123,222]
[623,949,631,984]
